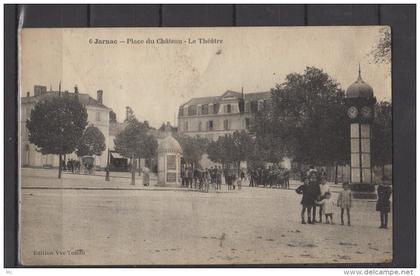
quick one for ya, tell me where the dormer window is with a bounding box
[202,104,208,115]
[188,105,197,116]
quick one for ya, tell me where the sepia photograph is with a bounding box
[18,26,392,266]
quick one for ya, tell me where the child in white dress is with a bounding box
[316,192,335,224]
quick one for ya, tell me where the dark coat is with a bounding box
[296,184,315,206]
[308,181,321,201]
[376,184,392,213]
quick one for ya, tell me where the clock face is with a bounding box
[347,106,358,119]
[361,106,373,119]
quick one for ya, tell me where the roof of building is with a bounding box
[21,91,111,110]
[181,90,271,107]
[346,68,374,99]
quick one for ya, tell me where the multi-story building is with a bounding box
[20,85,112,168]
[177,90,271,141]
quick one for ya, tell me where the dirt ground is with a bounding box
[19,170,392,266]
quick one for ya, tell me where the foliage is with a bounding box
[207,131,255,169]
[372,101,392,167]
[114,117,157,160]
[371,27,391,64]
[26,94,88,178]
[76,125,106,157]
[174,133,208,165]
[253,67,349,166]
[109,110,117,123]
[124,106,136,122]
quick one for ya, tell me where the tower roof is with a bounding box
[346,65,374,99]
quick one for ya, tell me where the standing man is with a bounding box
[187,165,194,189]
[216,166,222,190]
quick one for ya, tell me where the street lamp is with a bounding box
[105,148,110,181]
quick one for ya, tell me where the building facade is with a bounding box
[177,90,271,141]
[20,85,112,168]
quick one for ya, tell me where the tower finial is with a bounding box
[357,63,363,81]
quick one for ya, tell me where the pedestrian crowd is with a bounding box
[62,159,81,174]
[295,166,392,229]
[180,164,250,192]
[248,165,290,189]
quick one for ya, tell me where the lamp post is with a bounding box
[105,148,110,181]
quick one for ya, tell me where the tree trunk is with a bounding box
[58,154,62,179]
[130,156,136,185]
[382,164,385,179]
[335,164,338,184]
[138,158,141,176]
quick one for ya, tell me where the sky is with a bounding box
[20,26,391,128]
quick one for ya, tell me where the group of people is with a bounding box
[248,165,290,189]
[62,159,81,174]
[296,166,392,229]
[180,164,247,191]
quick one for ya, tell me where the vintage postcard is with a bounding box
[19,26,392,265]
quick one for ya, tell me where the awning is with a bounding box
[110,152,125,159]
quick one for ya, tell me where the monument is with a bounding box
[345,65,377,199]
[157,131,183,187]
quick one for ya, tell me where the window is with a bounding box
[245,102,250,113]
[208,120,214,131]
[223,119,229,130]
[257,100,264,111]
[225,104,232,113]
[188,105,197,116]
[201,104,208,115]
[245,118,250,129]
[184,121,189,131]
[96,111,101,121]
[213,103,220,114]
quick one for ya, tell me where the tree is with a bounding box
[109,110,117,123]
[26,94,88,178]
[76,125,106,157]
[371,27,391,64]
[124,106,136,122]
[372,101,392,178]
[174,133,208,166]
[254,67,349,170]
[114,116,157,185]
[231,131,255,173]
[207,131,255,172]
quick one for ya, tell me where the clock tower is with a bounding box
[345,65,377,199]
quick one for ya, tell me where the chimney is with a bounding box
[97,90,103,104]
[26,91,30,97]
[34,85,47,97]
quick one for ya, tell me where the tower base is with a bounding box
[350,183,377,199]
